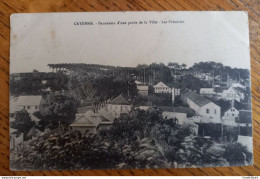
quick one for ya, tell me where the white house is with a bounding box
[70,110,102,136]
[107,94,131,118]
[160,106,198,135]
[160,106,192,121]
[222,100,241,125]
[182,90,221,121]
[222,87,243,102]
[200,88,215,95]
[153,82,171,93]
[16,95,42,114]
[70,107,116,136]
[10,96,19,117]
[10,128,23,150]
[137,85,149,96]
[231,83,246,90]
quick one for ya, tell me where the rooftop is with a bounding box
[70,110,102,127]
[108,94,130,105]
[153,81,169,88]
[184,90,212,107]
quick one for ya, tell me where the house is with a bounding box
[153,82,171,93]
[191,115,221,124]
[159,106,195,119]
[222,100,242,125]
[70,110,102,136]
[10,128,23,150]
[97,108,115,132]
[181,89,221,121]
[200,88,215,95]
[107,94,131,118]
[222,87,244,102]
[137,85,149,96]
[70,107,116,136]
[231,83,246,90]
[16,95,42,114]
[159,106,198,135]
[170,87,181,104]
[10,96,19,118]
[26,126,42,140]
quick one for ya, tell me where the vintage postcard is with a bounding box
[9,11,252,170]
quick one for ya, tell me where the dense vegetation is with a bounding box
[10,109,252,170]
[9,61,252,170]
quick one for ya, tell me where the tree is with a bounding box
[223,142,252,166]
[45,71,68,92]
[10,76,43,95]
[10,110,34,137]
[39,93,78,126]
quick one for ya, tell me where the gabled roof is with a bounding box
[222,99,242,115]
[108,94,130,105]
[70,110,102,127]
[98,108,115,122]
[153,81,169,88]
[186,91,212,107]
[17,95,42,106]
[232,83,246,89]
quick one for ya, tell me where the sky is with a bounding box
[10,11,250,73]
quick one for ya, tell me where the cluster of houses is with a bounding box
[9,95,42,150]
[9,77,252,152]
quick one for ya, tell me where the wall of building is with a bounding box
[154,87,171,93]
[107,104,131,117]
[10,133,23,150]
[223,107,239,121]
[222,88,241,102]
[17,105,39,114]
[187,99,220,121]
[200,103,221,121]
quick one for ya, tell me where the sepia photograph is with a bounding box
[9,11,253,170]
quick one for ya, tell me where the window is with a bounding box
[232,113,234,116]
[120,106,123,111]
[35,106,38,110]
[214,109,216,114]
[27,106,30,109]
[23,106,25,109]
[206,109,209,114]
